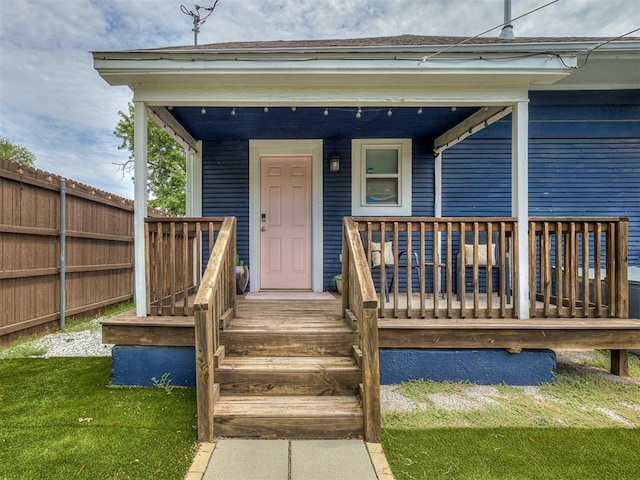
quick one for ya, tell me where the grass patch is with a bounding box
[0,357,196,479]
[387,362,640,429]
[580,349,640,377]
[382,427,640,480]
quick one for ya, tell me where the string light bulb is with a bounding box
[231,107,236,116]
[387,108,393,117]
[291,106,297,112]
[417,107,423,115]
[264,106,269,113]
[356,107,362,119]
[451,106,457,112]
[324,108,329,116]
[200,107,207,115]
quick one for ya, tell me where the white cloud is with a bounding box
[0,0,638,200]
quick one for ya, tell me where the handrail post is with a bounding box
[343,217,380,442]
[193,216,237,441]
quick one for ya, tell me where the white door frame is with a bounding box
[249,140,324,292]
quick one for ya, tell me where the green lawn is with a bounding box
[382,353,640,479]
[0,357,197,480]
[382,427,640,480]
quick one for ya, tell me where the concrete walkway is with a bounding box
[186,439,394,480]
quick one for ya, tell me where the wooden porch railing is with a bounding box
[145,217,226,316]
[529,217,628,319]
[193,216,237,442]
[352,217,517,319]
[342,217,380,442]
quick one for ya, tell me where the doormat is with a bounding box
[244,292,336,301]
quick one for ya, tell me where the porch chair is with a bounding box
[362,231,419,302]
[456,230,510,303]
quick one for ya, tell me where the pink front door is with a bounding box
[260,156,313,290]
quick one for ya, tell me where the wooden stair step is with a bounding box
[214,395,364,439]
[220,330,358,356]
[216,356,361,395]
[227,317,349,330]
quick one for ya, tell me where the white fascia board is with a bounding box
[93,53,574,89]
[133,82,531,108]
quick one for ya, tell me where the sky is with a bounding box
[1,0,638,200]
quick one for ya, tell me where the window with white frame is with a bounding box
[351,139,412,216]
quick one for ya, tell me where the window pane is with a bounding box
[366,149,398,174]
[366,178,398,204]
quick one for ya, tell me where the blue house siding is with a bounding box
[201,90,639,294]
[444,90,640,267]
[201,140,250,268]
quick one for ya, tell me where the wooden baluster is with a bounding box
[393,222,399,318]
[499,222,506,318]
[145,222,151,316]
[419,222,426,318]
[156,222,164,316]
[542,222,550,318]
[472,222,479,318]
[529,221,536,318]
[486,221,493,319]
[209,222,215,256]
[433,221,440,319]
[170,222,176,315]
[555,222,563,318]
[183,222,189,315]
[594,223,602,317]
[606,222,616,317]
[459,222,466,318]
[569,222,577,317]
[582,222,590,318]
[564,228,571,312]
[511,219,518,317]
[196,222,202,288]
[446,222,453,318]
[406,221,413,319]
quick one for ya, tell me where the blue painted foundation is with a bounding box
[380,349,556,385]
[112,346,555,387]
[111,346,196,387]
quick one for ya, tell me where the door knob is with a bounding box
[261,226,267,232]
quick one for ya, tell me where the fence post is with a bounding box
[60,180,66,330]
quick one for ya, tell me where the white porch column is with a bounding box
[434,152,442,217]
[134,101,148,317]
[512,100,529,319]
[186,140,203,217]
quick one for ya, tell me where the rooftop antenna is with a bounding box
[499,0,515,39]
[180,1,220,45]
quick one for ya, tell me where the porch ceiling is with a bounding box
[165,106,478,142]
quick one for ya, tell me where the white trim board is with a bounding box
[249,140,324,292]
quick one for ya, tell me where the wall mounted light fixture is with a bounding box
[329,153,340,172]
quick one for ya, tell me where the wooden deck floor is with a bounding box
[102,294,640,351]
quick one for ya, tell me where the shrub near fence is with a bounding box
[1,159,138,343]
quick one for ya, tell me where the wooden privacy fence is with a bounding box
[0,160,138,342]
[145,217,226,316]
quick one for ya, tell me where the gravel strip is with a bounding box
[30,319,113,358]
